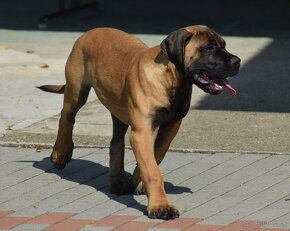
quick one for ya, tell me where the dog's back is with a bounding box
[75,28,148,79]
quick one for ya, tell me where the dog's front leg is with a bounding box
[131,120,182,195]
[129,121,179,220]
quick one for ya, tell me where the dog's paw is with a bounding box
[50,148,73,170]
[130,177,147,195]
[109,174,132,195]
[133,180,147,195]
[148,204,179,220]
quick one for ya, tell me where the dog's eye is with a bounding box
[204,45,215,52]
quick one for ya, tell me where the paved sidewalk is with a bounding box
[0,147,289,230]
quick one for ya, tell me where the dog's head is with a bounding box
[161,25,240,96]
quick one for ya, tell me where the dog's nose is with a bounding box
[229,56,241,67]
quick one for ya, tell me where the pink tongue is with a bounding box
[220,79,236,96]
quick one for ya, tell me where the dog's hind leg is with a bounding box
[131,120,182,195]
[108,114,131,195]
[51,82,91,170]
[51,53,91,170]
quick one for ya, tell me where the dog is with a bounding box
[38,25,240,220]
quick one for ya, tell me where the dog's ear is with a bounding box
[160,29,193,73]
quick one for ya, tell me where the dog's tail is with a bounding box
[37,84,66,94]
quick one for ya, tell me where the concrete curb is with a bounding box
[0,140,289,156]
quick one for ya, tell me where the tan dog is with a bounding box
[39,25,240,219]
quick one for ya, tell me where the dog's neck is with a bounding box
[149,47,193,127]
[153,47,190,88]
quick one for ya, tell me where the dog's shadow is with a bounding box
[27,155,192,215]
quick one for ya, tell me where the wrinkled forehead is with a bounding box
[184,25,225,46]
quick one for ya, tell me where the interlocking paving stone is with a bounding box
[244,199,289,223]
[52,188,116,214]
[115,153,240,217]
[0,147,47,165]
[164,153,241,187]
[182,155,290,220]
[112,221,159,231]
[72,198,134,220]
[1,151,112,214]
[200,178,290,225]
[0,149,101,204]
[171,154,267,214]
[263,213,290,229]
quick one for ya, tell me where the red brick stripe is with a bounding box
[219,220,266,231]
[0,211,288,231]
[155,217,203,229]
[112,221,159,231]
[44,219,95,231]
[255,228,289,231]
[0,216,31,229]
[0,211,14,218]
[184,224,224,231]
[27,212,76,224]
[93,215,137,227]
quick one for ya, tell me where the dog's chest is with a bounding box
[152,85,192,128]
